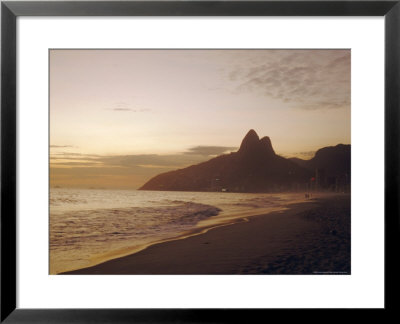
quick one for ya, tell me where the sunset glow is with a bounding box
[50,49,350,189]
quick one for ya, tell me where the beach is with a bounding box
[64,194,350,275]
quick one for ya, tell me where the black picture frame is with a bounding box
[1,0,399,322]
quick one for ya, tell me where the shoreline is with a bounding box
[63,194,350,275]
[54,193,310,274]
[55,205,288,274]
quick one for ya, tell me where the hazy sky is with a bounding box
[50,49,350,189]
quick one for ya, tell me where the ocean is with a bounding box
[50,188,306,274]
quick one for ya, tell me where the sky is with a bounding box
[50,49,351,189]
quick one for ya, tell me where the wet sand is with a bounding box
[64,194,350,275]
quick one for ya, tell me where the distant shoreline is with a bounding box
[63,194,350,275]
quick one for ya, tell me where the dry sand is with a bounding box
[64,194,350,275]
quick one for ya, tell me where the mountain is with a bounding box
[290,144,350,176]
[289,144,351,191]
[139,130,312,193]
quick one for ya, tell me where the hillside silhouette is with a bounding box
[290,144,350,191]
[289,144,350,176]
[139,130,350,193]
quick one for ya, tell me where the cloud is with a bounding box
[50,161,103,167]
[51,145,238,170]
[109,108,151,112]
[291,151,316,159]
[107,100,151,113]
[50,152,101,158]
[50,145,238,172]
[229,50,350,110]
[99,154,205,168]
[50,145,74,148]
[50,150,235,189]
[111,108,133,111]
[50,152,209,170]
[184,146,237,156]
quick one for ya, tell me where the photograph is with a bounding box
[49,49,351,275]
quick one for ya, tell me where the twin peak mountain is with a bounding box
[139,129,350,193]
